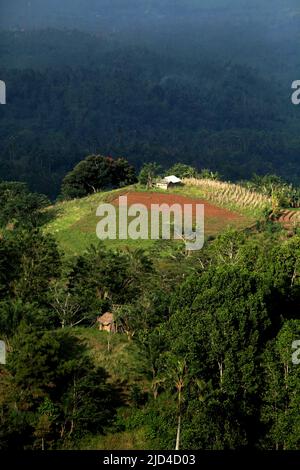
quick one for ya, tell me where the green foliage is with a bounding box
[0,326,119,449]
[0,188,300,450]
[244,174,300,209]
[61,155,136,199]
[261,320,300,450]
[116,286,169,340]
[166,163,197,179]
[0,300,52,338]
[67,244,153,322]
[138,163,162,188]
[198,169,221,180]
[0,181,50,228]
[0,229,61,306]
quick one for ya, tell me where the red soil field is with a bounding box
[113,191,243,222]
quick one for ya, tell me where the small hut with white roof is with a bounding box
[156,175,182,190]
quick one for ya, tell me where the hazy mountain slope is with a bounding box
[0,1,299,196]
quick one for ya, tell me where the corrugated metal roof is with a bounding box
[164,175,182,184]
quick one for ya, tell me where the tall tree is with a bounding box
[61,155,136,199]
[138,163,161,188]
[261,320,300,450]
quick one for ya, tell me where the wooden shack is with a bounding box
[97,312,116,333]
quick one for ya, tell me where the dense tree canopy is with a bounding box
[61,155,136,199]
[0,181,49,228]
[0,27,299,198]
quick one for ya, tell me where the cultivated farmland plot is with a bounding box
[44,186,253,256]
[183,178,272,214]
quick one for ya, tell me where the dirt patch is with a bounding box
[113,191,244,222]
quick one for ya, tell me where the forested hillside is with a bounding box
[0,0,299,197]
[0,1,300,453]
[0,176,299,450]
